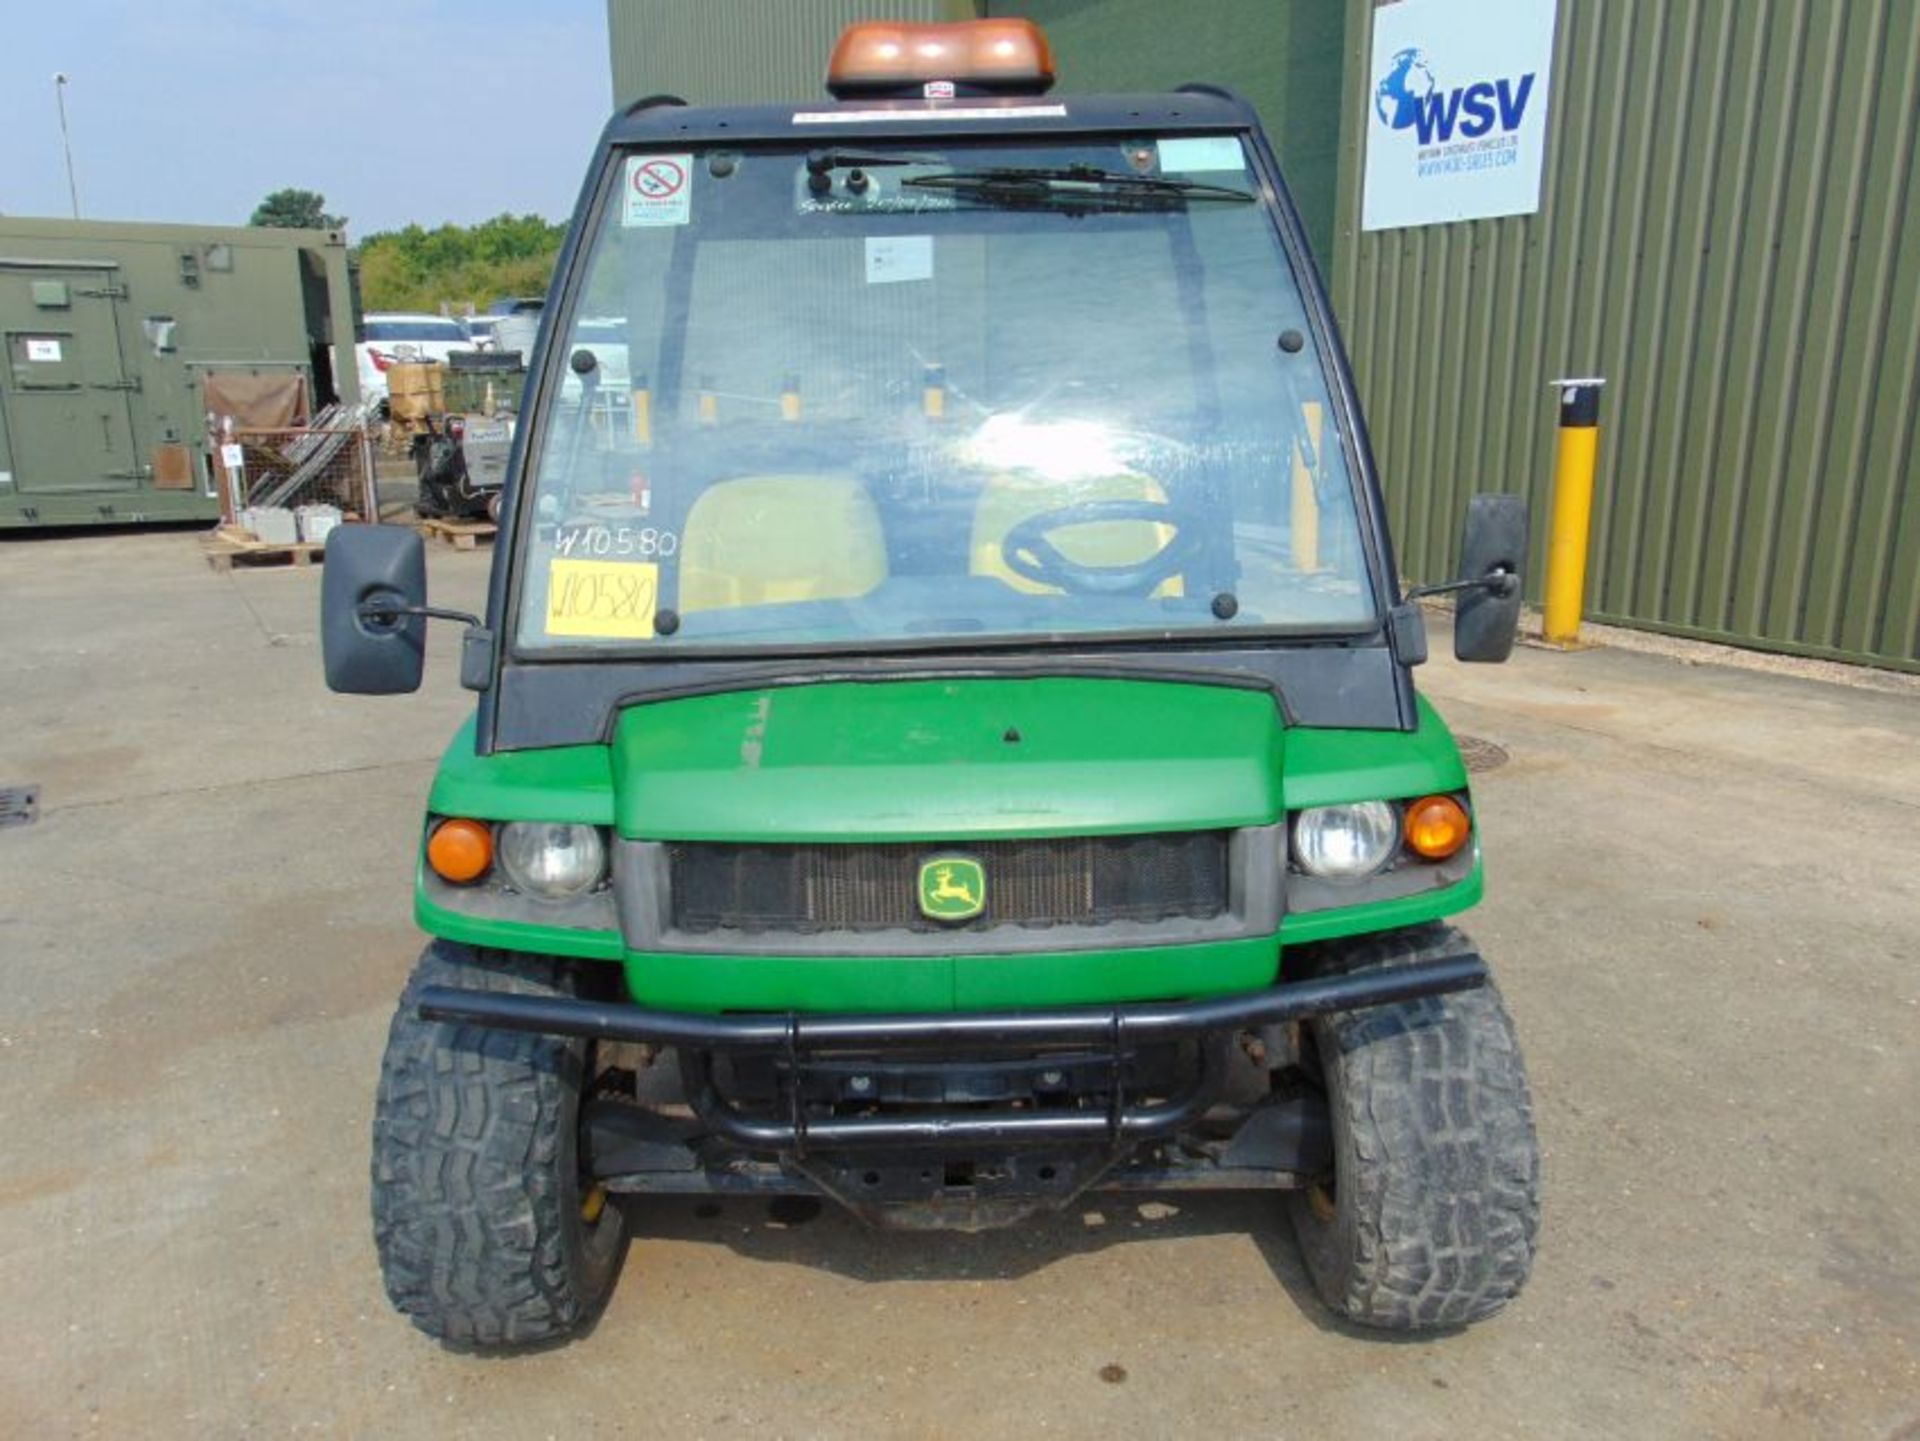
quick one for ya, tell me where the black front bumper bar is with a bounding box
[417,952,1486,1153]
[418,953,1485,1052]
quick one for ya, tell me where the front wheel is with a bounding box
[1286,924,1540,1330]
[371,943,628,1347]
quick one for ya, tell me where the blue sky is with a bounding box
[0,0,612,236]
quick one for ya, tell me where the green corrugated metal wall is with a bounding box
[1333,0,1920,671]
[604,1,1920,670]
[992,0,1348,271]
[606,0,969,108]
[605,1,1345,271]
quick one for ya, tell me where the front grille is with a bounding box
[669,832,1230,935]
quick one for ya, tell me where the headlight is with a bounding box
[495,822,607,900]
[1292,801,1399,881]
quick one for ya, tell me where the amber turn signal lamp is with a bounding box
[827,20,1055,98]
[427,817,493,883]
[1404,795,1472,860]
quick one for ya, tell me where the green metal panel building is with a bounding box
[605,0,1919,670]
[0,217,358,529]
[997,2,1348,273]
[610,0,968,107]
[605,0,1348,269]
[1333,0,1920,672]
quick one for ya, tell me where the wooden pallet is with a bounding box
[201,525,326,572]
[419,517,497,551]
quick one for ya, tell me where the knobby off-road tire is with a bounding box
[1287,923,1540,1330]
[372,943,628,1347]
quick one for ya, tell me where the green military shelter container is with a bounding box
[0,217,359,529]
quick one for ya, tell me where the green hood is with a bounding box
[610,677,1284,842]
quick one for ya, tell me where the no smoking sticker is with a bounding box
[623,154,692,227]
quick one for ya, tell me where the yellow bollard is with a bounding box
[1290,402,1324,573]
[631,375,652,445]
[1542,378,1606,646]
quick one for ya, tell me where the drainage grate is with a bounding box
[0,785,40,828]
[1456,737,1510,774]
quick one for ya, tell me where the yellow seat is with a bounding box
[678,475,887,613]
[970,471,1183,596]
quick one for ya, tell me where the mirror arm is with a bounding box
[357,600,483,630]
[1405,568,1519,603]
[354,599,495,692]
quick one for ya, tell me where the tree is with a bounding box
[354,213,566,312]
[249,188,346,231]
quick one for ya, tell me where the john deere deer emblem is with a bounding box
[917,855,986,922]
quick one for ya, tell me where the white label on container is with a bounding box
[865,235,933,285]
[1157,137,1245,173]
[622,154,692,227]
[25,338,62,362]
[220,443,245,469]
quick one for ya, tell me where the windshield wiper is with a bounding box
[899,164,1254,212]
[805,147,942,195]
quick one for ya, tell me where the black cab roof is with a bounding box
[604,87,1260,149]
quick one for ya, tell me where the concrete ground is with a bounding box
[1,530,1915,1440]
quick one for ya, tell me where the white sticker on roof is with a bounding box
[1157,136,1246,173]
[865,235,932,285]
[793,104,1067,125]
[622,154,692,227]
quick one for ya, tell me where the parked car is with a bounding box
[485,296,545,317]
[353,314,471,405]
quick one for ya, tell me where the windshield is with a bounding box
[366,319,467,343]
[514,136,1376,655]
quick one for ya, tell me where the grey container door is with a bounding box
[1,268,140,493]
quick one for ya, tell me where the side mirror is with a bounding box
[322,524,428,694]
[1454,494,1529,663]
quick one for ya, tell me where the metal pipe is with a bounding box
[1290,401,1323,572]
[416,952,1487,1052]
[679,1035,1230,1153]
[53,74,80,220]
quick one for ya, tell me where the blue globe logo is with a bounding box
[1375,47,1437,131]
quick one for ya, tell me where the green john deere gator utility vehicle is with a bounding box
[323,18,1540,1347]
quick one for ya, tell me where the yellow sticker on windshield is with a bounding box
[544,558,658,639]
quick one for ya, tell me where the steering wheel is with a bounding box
[1000,497,1201,597]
